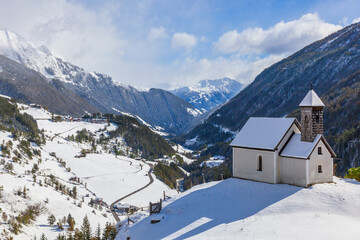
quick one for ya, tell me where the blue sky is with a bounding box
[0,0,359,88]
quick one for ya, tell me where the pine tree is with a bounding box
[67,213,72,225]
[68,216,75,231]
[81,215,91,240]
[72,186,77,199]
[23,186,27,198]
[40,233,47,240]
[95,223,101,240]
[48,214,56,226]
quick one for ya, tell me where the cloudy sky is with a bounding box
[0,0,359,89]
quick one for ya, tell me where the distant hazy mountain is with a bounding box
[179,22,360,175]
[171,78,244,112]
[0,30,201,134]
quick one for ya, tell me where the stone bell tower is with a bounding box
[299,88,325,142]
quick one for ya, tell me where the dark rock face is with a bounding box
[171,78,244,112]
[0,55,98,116]
[180,22,360,175]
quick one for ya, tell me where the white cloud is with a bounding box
[352,17,360,24]
[168,54,285,88]
[214,13,342,55]
[339,17,349,26]
[171,32,197,50]
[0,0,125,76]
[147,27,167,41]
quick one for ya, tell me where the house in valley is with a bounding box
[230,89,336,187]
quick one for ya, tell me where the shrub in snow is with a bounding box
[345,167,360,182]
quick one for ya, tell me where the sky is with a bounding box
[0,0,359,89]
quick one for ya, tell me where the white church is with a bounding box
[231,89,336,187]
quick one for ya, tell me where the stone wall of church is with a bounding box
[301,106,324,142]
[233,147,276,184]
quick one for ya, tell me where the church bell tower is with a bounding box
[299,88,325,142]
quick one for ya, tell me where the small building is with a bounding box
[231,89,336,187]
[114,202,137,213]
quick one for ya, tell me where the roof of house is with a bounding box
[230,117,298,150]
[299,90,325,107]
[280,133,336,159]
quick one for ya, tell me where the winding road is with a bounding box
[110,163,154,222]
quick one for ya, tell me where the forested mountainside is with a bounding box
[0,30,200,134]
[179,22,360,175]
[106,114,176,159]
[0,55,98,116]
[171,78,244,112]
[0,96,38,137]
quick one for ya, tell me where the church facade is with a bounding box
[230,90,336,187]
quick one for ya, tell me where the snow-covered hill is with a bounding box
[171,78,244,112]
[117,177,360,240]
[0,102,177,239]
[0,29,201,134]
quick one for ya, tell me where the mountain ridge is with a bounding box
[171,78,244,112]
[0,29,201,134]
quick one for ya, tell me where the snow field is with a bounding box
[118,177,360,240]
[0,131,112,240]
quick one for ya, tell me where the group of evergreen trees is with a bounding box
[41,215,117,240]
[0,97,41,144]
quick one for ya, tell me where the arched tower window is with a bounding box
[257,155,262,171]
[305,115,309,123]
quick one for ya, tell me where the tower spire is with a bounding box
[299,89,324,142]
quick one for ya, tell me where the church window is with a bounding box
[318,165,322,173]
[257,155,262,171]
[305,115,308,123]
[318,147,322,155]
[316,116,320,123]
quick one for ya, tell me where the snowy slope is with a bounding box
[117,178,360,240]
[0,130,111,240]
[0,103,178,239]
[171,78,244,112]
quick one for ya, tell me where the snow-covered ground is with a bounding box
[0,105,178,239]
[36,109,178,207]
[0,130,111,239]
[117,177,360,240]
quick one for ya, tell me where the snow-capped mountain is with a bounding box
[171,78,244,112]
[0,30,200,134]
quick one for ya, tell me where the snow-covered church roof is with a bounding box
[299,90,325,107]
[280,133,336,158]
[230,117,299,150]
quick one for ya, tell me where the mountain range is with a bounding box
[171,78,244,112]
[179,22,360,175]
[0,30,202,134]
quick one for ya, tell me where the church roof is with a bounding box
[280,134,321,159]
[299,90,325,107]
[280,133,336,159]
[230,117,298,150]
